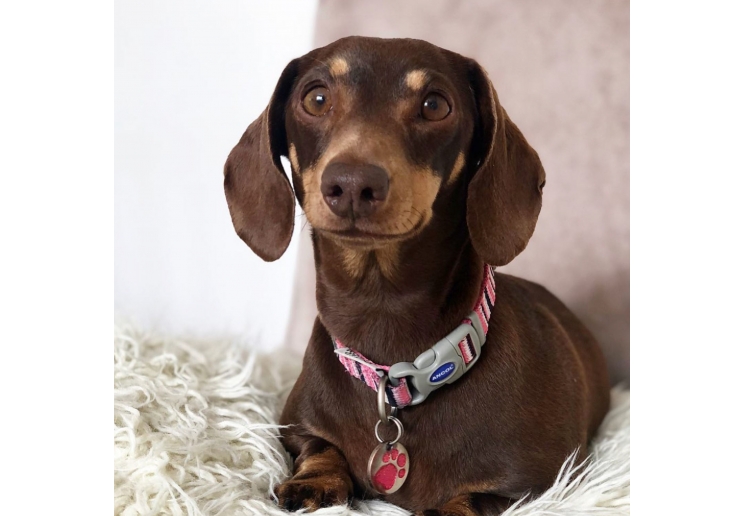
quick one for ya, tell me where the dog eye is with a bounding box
[421,93,451,121]
[302,87,332,116]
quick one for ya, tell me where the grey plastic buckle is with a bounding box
[388,310,486,406]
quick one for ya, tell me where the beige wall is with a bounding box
[287,0,629,383]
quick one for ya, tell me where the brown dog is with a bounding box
[224,36,610,515]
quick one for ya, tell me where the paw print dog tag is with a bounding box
[368,415,409,494]
[367,441,409,494]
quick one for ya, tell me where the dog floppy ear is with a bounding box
[466,61,546,266]
[224,59,299,262]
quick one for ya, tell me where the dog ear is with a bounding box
[466,61,546,266]
[224,59,299,262]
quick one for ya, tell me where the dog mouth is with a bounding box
[316,217,426,245]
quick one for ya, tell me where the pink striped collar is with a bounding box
[333,264,496,408]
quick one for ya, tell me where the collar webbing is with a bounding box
[333,264,496,408]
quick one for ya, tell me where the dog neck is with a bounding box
[312,214,485,365]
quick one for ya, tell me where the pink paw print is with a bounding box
[371,447,407,492]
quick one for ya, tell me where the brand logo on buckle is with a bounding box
[429,362,456,383]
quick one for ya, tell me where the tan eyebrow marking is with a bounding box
[405,70,428,91]
[329,57,349,77]
[446,152,466,185]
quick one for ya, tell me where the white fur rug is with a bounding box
[114,323,629,516]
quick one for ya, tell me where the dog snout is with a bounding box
[321,162,389,219]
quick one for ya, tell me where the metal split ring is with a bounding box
[374,416,404,445]
[377,374,399,423]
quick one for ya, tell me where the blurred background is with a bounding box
[115,1,317,348]
[115,0,629,383]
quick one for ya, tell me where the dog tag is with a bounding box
[367,441,409,494]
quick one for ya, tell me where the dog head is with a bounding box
[224,36,545,265]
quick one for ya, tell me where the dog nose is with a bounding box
[321,162,389,219]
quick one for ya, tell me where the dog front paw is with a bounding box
[416,493,513,516]
[416,508,481,516]
[416,510,468,516]
[275,474,352,512]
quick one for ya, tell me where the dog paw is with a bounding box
[275,474,351,512]
[371,447,408,492]
[415,509,470,516]
[415,493,511,516]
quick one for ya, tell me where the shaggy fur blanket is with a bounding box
[114,323,629,515]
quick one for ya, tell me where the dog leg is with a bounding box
[275,437,354,512]
[416,493,514,516]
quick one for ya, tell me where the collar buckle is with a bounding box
[388,311,486,406]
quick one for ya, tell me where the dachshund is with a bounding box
[224,36,610,515]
